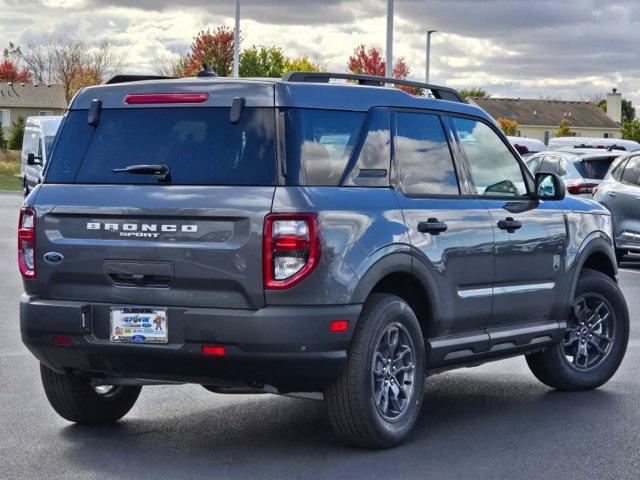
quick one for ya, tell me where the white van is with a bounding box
[507,136,547,157]
[20,116,63,196]
[548,136,640,152]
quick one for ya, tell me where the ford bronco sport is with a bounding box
[19,70,629,448]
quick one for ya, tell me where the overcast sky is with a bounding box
[2,0,639,104]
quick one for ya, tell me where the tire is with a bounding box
[325,294,426,448]
[526,269,629,391]
[40,364,142,424]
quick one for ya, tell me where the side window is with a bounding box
[557,159,568,176]
[342,108,390,187]
[394,112,459,195]
[284,109,365,186]
[538,155,559,175]
[621,157,640,186]
[611,158,628,180]
[451,117,527,196]
[526,155,542,174]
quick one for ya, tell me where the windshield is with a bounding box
[46,108,277,185]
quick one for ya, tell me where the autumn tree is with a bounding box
[0,60,31,83]
[174,27,235,77]
[497,117,518,136]
[555,119,575,137]
[286,56,323,73]
[18,35,126,102]
[459,87,487,98]
[347,45,419,94]
[240,46,289,78]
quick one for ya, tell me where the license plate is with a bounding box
[110,307,168,344]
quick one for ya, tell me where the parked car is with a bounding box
[594,152,640,261]
[20,70,629,449]
[525,148,626,197]
[20,115,63,196]
[549,136,640,152]
[507,136,546,157]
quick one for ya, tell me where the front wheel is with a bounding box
[526,269,629,390]
[40,364,142,424]
[325,294,426,448]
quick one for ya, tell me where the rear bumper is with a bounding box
[20,295,361,392]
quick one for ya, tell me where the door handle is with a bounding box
[608,192,616,197]
[497,217,522,233]
[418,218,448,235]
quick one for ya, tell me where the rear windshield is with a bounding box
[46,108,277,185]
[574,156,617,180]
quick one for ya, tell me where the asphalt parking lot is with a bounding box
[0,190,638,480]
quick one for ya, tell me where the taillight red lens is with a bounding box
[263,213,320,290]
[124,93,209,104]
[567,183,597,195]
[18,207,36,279]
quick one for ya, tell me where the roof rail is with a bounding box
[105,74,172,85]
[282,71,467,104]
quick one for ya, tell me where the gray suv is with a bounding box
[19,70,629,448]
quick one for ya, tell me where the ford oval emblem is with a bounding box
[132,335,146,343]
[43,252,64,265]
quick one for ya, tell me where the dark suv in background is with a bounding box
[19,70,629,448]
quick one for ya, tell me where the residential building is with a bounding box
[470,90,622,144]
[0,82,66,139]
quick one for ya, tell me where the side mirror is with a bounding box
[27,153,43,166]
[535,172,566,201]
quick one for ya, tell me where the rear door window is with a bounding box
[394,112,459,195]
[574,156,618,180]
[538,155,559,174]
[46,108,277,185]
[284,109,365,185]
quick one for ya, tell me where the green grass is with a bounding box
[0,150,22,191]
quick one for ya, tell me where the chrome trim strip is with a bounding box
[458,282,555,298]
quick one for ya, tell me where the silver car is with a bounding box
[526,148,626,197]
[594,152,640,259]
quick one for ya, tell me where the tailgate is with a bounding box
[33,184,274,309]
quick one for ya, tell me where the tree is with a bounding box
[598,98,636,123]
[0,124,5,150]
[18,35,126,102]
[286,55,323,73]
[621,121,640,143]
[555,118,575,137]
[7,116,25,150]
[0,60,31,83]
[459,87,487,98]
[240,46,289,78]
[347,45,419,94]
[68,66,102,101]
[497,117,518,136]
[175,27,235,77]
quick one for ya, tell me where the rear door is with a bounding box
[392,110,495,362]
[37,104,278,310]
[448,116,567,333]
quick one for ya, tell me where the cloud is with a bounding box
[0,0,639,105]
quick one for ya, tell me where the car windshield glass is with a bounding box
[46,108,277,185]
[574,157,618,180]
[44,135,56,156]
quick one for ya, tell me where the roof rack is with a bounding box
[282,71,467,104]
[572,144,626,152]
[105,74,172,85]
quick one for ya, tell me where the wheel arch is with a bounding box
[351,252,439,339]
[570,237,618,301]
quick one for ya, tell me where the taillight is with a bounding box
[263,213,320,290]
[567,183,598,195]
[18,207,36,279]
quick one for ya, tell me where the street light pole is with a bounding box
[386,0,394,78]
[233,0,240,78]
[425,30,437,84]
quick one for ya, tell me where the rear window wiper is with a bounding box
[112,164,171,182]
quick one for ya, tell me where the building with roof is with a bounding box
[0,82,67,139]
[469,90,622,145]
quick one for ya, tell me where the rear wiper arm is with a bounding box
[112,164,171,182]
